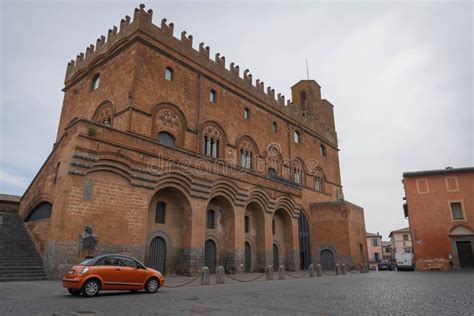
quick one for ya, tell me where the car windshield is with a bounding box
[79,258,94,266]
[380,260,389,264]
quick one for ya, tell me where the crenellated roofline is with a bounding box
[65,4,338,146]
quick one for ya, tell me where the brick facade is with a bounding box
[403,167,474,271]
[19,4,367,278]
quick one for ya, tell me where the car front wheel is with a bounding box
[81,279,100,297]
[144,277,159,293]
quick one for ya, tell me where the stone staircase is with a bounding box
[0,212,48,281]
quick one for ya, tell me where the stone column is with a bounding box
[263,212,274,270]
[230,205,245,274]
[188,198,207,276]
[288,216,300,271]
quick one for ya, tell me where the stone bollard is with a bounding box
[278,265,286,280]
[341,264,347,275]
[316,264,323,277]
[265,265,273,280]
[216,266,225,284]
[308,264,315,277]
[335,264,341,275]
[201,266,210,285]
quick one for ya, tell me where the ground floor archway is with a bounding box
[273,208,293,269]
[205,195,236,273]
[146,187,193,275]
[244,201,266,272]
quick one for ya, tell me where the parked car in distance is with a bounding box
[378,259,392,271]
[63,254,165,297]
[395,252,415,271]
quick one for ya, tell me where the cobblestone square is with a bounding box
[0,271,473,315]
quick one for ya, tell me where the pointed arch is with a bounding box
[314,167,326,193]
[200,120,227,159]
[291,157,305,185]
[151,102,188,147]
[92,101,115,127]
[236,135,259,170]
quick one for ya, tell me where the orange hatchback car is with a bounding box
[63,254,165,297]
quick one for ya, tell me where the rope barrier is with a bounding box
[285,270,309,278]
[321,270,336,276]
[164,275,200,288]
[225,273,266,283]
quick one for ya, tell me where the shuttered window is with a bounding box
[158,131,175,148]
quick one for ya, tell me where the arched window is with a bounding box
[202,126,222,159]
[204,137,219,158]
[240,149,252,169]
[165,67,173,81]
[292,158,304,185]
[238,138,256,170]
[244,108,250,119]
[314,167,326,192]
[272,122,277,133]
[207,209,215,229]
[294,130,301,144]
[155,201,166,223]
[158,131,175,148]
[294,169,302,185]
[210,89,217,103]
[320,144,327,157]
[25,202,52,222]
[315,177,323,192]
[91,74,100,91]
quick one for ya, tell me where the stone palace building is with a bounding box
[19,4,368,278]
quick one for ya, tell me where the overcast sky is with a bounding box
[1,0,472,238]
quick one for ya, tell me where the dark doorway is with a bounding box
[320,249,335,271]
[456,241,474,268]
[273,244,279,269]
[205,239,217,273]
[149,236,166,273]
[245,242,251,272]
[299,212,311,269]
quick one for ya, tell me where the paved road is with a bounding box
[0,271,473,315]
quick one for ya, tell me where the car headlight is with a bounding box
[79,267,89,275]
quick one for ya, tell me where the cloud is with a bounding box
[0,168,29,193]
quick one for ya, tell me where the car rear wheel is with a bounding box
[68,288,81,296]
[144,277,159,293]
[81,279,100,297]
